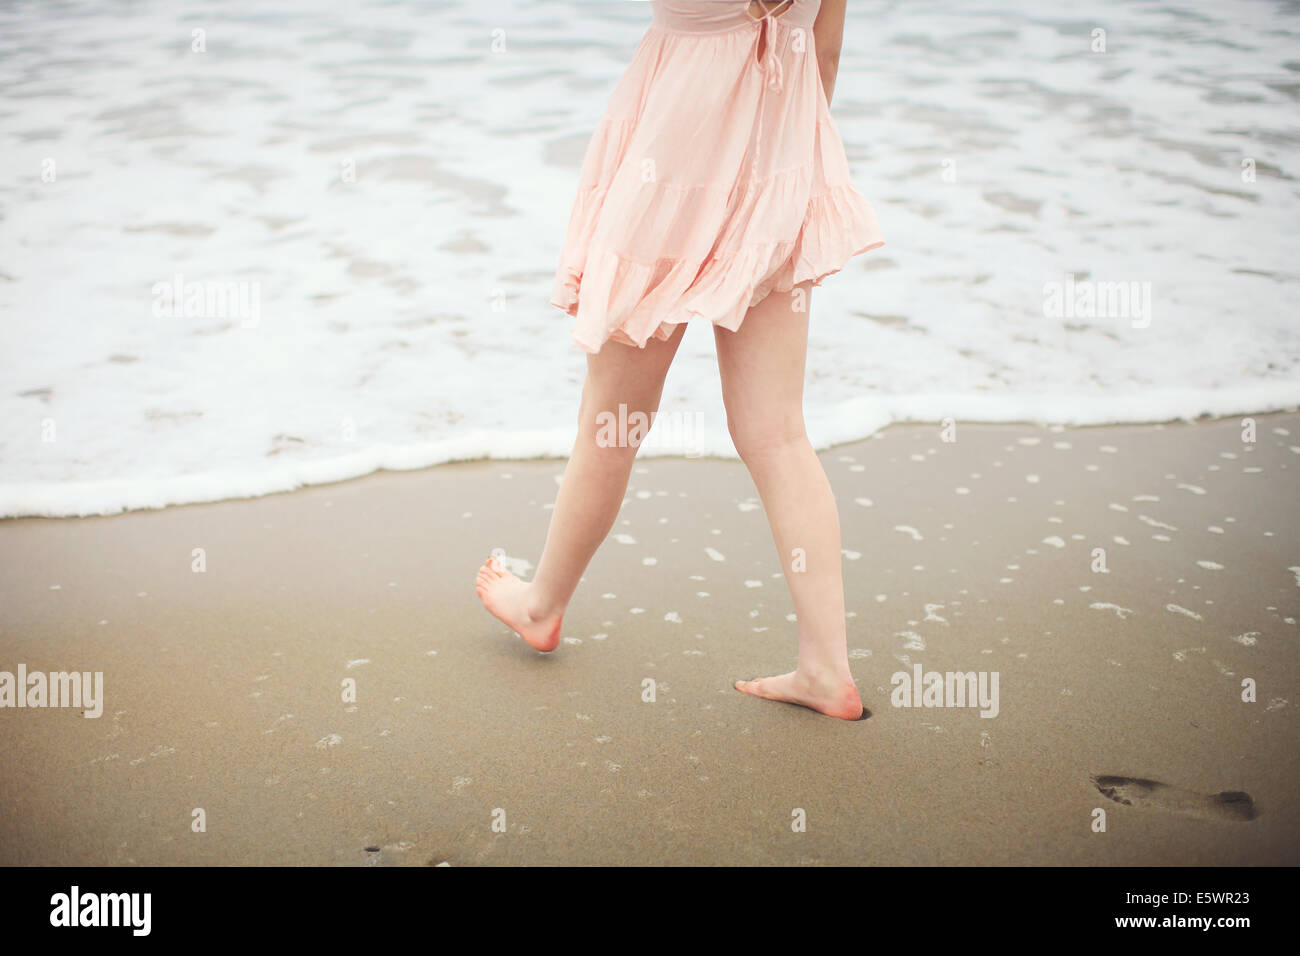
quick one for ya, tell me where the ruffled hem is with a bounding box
[551,182,885,354]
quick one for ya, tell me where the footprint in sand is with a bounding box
[1091,774,1255,822]
[361,841,424,866]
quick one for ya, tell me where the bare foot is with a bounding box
[474,556,563,652]
[734,670,863,720]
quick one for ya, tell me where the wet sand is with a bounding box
[0,412,1297,865]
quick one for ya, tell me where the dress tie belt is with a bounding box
[757,12,785,93]
[752,6,788,180]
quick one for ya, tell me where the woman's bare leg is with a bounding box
[715,282,863,719]
[475,323,687,650]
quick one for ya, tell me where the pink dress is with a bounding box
[550,0,886,354]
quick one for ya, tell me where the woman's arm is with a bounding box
[812,0,847,106]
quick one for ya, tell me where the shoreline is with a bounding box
[5,399,1300,521]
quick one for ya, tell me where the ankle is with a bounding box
[796,661,855,688]
[524,586,563,622]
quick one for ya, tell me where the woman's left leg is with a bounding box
[475,322,687,650]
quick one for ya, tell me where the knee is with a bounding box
[578,401,650,465]
[726,411,807,464]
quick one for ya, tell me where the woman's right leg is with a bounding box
[475,322,687,650]
[715,282,863,719]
